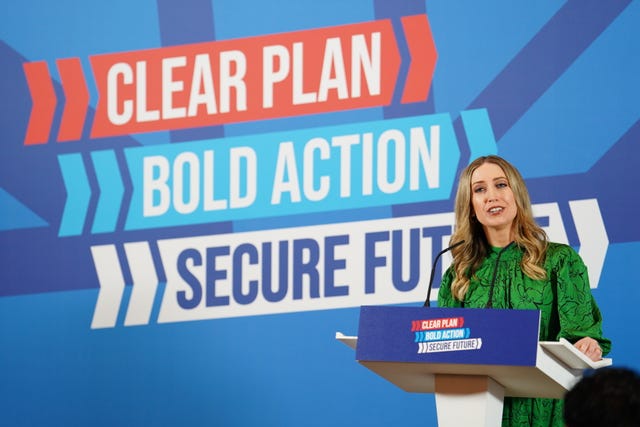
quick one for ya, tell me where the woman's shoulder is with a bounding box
[546,241,576,254]
[545,242,583,265]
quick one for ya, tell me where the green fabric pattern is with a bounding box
[438,242,611,427]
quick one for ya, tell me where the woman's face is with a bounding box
[470,162,518,238]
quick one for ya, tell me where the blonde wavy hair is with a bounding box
[449,155,548,301]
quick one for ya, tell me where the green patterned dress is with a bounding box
[437,242,611,427]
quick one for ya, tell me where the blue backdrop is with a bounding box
[1,1,638,426]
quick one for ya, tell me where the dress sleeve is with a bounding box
[553,245,612,355]
[437,267,462,308]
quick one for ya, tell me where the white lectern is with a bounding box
[337,306,611,427]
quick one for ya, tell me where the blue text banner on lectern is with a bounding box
[356,306,541,366]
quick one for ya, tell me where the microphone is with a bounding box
[423,240,465,307]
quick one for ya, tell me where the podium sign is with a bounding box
[356,306,541,367]
[350,306,581,399]
[339,306,600,426]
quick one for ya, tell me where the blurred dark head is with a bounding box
[564,367,640,427]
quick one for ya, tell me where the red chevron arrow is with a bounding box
[23,61,57,145]
[400,14,438,104]
[57,58,89,142]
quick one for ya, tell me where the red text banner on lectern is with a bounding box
[355,306,541,366]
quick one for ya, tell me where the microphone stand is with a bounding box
[423,240,464,307]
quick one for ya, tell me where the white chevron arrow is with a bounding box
[90,245,125,329]
[124,241,159,326]
[91,242,160,328]
[569,199,609,289]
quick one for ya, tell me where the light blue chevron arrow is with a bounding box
[57,153,90,236]
[90,150,124,234]
[461,108,498,160]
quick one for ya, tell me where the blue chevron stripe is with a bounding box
[57,153,91,236]
[0,187,48,231]
[90,150,124,234]
[461,109,498,160]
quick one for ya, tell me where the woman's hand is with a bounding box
[574,337,603,361]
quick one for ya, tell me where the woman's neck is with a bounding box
[484,227,514,248]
